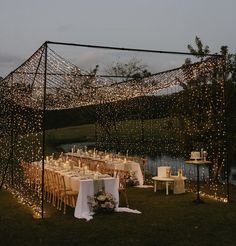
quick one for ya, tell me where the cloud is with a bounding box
[71,50,115,71]
[0,52,23,76]
[0,52,22,65]
[57,24,71,32]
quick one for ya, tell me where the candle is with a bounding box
[70,162,74,170]
[60,152,63,159]
[94,172,99,180]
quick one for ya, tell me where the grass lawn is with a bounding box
[44,118,182,154]
[45,124,96,153]
[4,122,235,245]
[1,188,236,246]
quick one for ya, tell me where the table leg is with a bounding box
[193,165,204,204]
[154,180,157,192]
[166,182,169,195]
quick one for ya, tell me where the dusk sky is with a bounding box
[0,0,236,76]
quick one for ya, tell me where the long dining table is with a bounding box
[67,151,144,186]
[41,160,119,220]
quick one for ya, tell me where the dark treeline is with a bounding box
[45,95,174,129]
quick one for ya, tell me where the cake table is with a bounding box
[185,159,212,203]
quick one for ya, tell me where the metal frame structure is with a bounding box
[0,41,227,218]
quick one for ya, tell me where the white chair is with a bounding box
[154,166,172,192]
[153,166,186,195]
[157,166,171,177]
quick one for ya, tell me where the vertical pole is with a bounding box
[10,74,14,186]
[223,55,230,202]
[10,111,14,186]
[140,84,145,183]
[41,42,48,218]
[196,165,200,201]
[218,53,229,202]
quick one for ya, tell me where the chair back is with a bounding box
[157,166,171,177]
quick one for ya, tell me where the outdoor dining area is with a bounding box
[18,144,219,221]
[0,41,229,221]
[19,149,146,220]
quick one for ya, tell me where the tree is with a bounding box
[186,36,210,62]
[105,58,151,84]
[185,36,236,182]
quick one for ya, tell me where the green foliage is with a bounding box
[45,124,96,152]
[186,36,236,170]
[105,58,151,79]
[186,36,210,62]
[45,105,96,130]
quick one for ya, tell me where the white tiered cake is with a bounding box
[190,151,201,160]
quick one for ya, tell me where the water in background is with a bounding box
[59,142,209,180]
[147,154,210,180]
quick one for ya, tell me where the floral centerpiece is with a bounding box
[88,190,117,214]
[126,171,139,187]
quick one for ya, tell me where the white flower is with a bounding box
[88,191,116,213]
[97,195,106,202]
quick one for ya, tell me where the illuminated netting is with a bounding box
[0,41,227,218]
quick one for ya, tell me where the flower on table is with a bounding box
[88,190,117,214]
[97,194,106,202]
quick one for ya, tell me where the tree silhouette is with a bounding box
[186,36,210,62]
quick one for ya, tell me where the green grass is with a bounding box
[44,118,182,154]
[45,124,96,153]
[1,188,236,246]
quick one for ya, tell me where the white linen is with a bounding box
[105,160,143,186]
[173,177,185,194]
[67,153,144,186]
[32,161,142,220]
[74,177,119,221]
[127,161,143,186]
[115,207,141,214]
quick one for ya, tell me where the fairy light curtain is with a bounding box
[0,42,227,218]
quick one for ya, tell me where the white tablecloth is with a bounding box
[74,177,119,221]
[67,153,144,186]
[31,161,140,219]
[106,160,143,186]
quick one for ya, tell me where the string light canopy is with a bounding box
[0,41,227,218]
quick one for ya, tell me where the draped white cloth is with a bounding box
[106,160,143,186]
[74,178,119,221]
[68,153,144,186]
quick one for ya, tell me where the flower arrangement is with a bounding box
[126,171,139,187]
[88,190,117,214]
